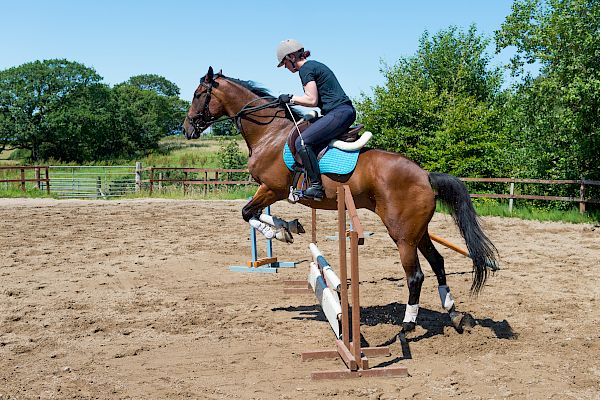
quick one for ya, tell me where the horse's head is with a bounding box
[183,66,226,139]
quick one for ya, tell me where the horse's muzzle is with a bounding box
[182,119,199,139]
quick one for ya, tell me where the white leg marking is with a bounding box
[249,218,275,239]
[403,304,419,323]
[438,285,455,311]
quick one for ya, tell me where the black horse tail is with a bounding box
[429,172,499,295]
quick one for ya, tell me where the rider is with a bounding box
[276,39,356,201]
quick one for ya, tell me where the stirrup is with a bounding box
[292,186,324,201]
[303,185,325,201]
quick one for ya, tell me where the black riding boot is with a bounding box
[297,145,325,201]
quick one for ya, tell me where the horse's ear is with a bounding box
[217,69,223,76]
[205,66,214,83]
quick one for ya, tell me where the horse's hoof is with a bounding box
[402,322,416,333]
[274,228,294,244]
[450,312,476,333]
[288,219,305,234]
[460,313,477,330]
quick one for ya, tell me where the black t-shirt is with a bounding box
[298,60,351,115]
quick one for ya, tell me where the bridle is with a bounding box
[187,78,221,132]
[187,75,285,135]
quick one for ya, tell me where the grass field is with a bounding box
[139,135,248,168]
[0,135,248,168]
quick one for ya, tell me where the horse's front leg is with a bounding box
[242,184,304,244]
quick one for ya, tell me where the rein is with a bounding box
[188,78,283,134]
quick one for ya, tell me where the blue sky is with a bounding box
[1,0,518,102]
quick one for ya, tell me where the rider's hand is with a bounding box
[278,94,293,105]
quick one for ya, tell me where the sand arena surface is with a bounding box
[0,198,599,399]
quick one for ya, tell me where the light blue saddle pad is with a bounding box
[283,143,360,175]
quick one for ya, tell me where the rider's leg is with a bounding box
[296,145,324,200]
[296,104,356,151]
[294,104,356,200]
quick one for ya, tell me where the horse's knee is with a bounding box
[241,205,259,222]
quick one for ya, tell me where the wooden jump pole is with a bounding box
[429,233,470,258]
[301,185,408,380]
[338,189,350,351]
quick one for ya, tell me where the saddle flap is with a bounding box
[286,120,310,157]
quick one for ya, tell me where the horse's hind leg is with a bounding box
[418,233,476,332]
[377,189,432,333]
[396,240,425,333]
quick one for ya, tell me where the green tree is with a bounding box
[41,83,114,162]
[210,118,237,136]
[0,59,102,161]
[0,61,189,162]
[110,84,187,157]
[356,26,506,177]
[415,25,502,101]
[121,74,180,97]
[496,0,600,180]
[116,75,189,138]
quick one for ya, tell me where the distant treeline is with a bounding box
[1,0,598,188]
[0,63,188,162]
[356,0,599,184]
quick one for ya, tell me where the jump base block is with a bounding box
[310,366,408,380]
[229,260,296,273]
[302,340,407,380]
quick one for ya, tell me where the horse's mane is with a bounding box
[201,73,305,122]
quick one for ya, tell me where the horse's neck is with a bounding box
[245,120,290,158]
[221,82,290,157]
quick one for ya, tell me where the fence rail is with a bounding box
[142,167,255,195]
[0,165,136,198]
[0,166,50,193]
[461,177,600,213]
[1,165,599,212]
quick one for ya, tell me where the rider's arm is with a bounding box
[291,81,318,107]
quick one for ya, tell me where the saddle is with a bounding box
[283,114,368,203]
[286,117,365,166]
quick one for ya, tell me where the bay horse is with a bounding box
[183,66,499,333]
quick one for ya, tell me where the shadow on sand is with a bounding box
[272,301,517,362]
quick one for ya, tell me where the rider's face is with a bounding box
[283,56,298,73]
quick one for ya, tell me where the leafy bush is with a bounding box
[217,139,248,181]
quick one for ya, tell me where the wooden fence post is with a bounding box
[580,178,586,214]
[337,188,350,351]
[183,171,188,195]
[96,176,102,198]
[509,177,515,213]
[20,168,25,192]
[45,166,50,194]
[204,170,208,196]
[311,208,317,244]
[34,167,40,190]
[215,171,219,194]
[149,168,154,195]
